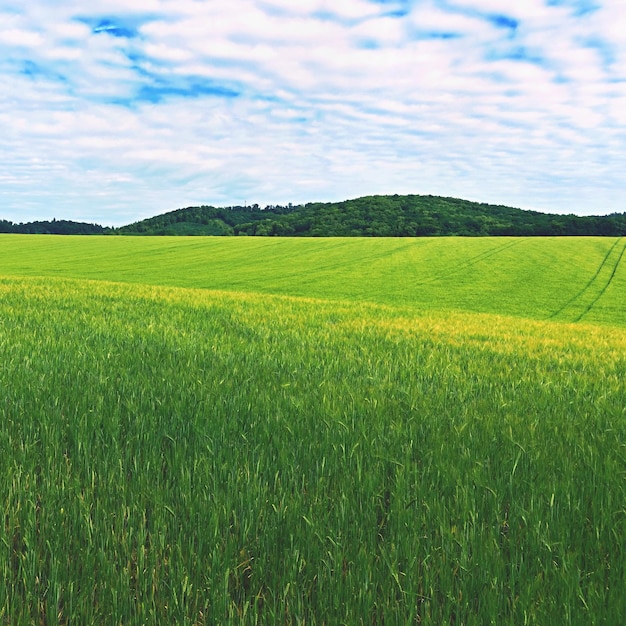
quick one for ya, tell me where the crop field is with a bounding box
[1,235,626,324]
[0,236,625,624]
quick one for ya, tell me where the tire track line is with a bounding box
[576,237,626,322]
[415,238,527,286]
[549,238,622,320]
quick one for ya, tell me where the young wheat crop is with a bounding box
[0,274,624,624]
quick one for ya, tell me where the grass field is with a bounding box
[0,236,625,624]
[1,235,625,324]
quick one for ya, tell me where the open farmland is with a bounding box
[0,236,625,624]
[1,235,626,324]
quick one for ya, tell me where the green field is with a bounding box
[1,236,625,624]
[1,235,626,324]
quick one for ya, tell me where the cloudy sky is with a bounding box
[1,0,625,225]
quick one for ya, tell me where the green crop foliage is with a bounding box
[0,237,625,624]
[0,235,625,324]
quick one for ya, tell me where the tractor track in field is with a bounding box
[414,238,528,286]
[268,240,425,289]
[576,238,626,322]
[549,237,625,323]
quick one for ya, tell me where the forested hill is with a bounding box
[0,219,108,235]
[117,195,626,236]
[3,195,626,236]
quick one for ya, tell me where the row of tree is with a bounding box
[117,195,626,237]
[0,219,109,235]
[3,195,626,236]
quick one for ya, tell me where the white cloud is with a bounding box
[0,0,625,224]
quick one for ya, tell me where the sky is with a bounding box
[1,0,625,226]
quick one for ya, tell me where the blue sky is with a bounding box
[1,0,625,225]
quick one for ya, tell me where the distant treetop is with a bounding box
[3,195,625,236]
[115,195,626,237]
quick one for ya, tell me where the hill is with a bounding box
[0,218,109,235]
[116,194,626,236]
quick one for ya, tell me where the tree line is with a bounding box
[0,219,109,235]
[117,195,626,237]
[3,195,626,236]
